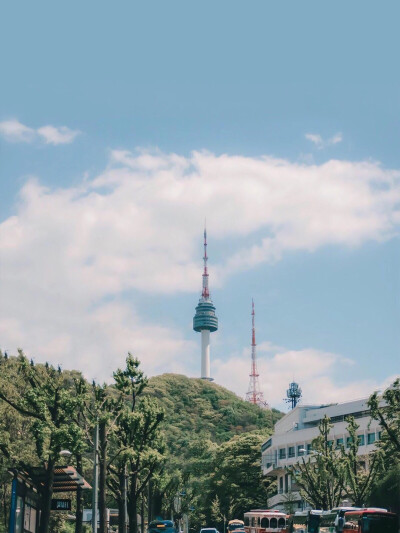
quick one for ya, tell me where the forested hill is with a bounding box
[145,373,283,446]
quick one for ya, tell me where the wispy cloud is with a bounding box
[305,132,343,149]
[0,119,80,145]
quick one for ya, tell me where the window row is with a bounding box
[244,517,286,528]
[277,432,380,459]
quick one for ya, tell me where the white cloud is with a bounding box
[0,119,80,145]
[213,346,397,410]
[0,119,36,143]
[37,125,80,145]
[306,132,343,149]
[0,148,399,383]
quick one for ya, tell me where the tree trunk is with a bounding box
[118,496,125,533]
[119,467,127,533]
[99,421,108,533]
[152,487,162,519]
[75,454,83,533]
[39,459,55,533]
[141,496,145,533]
[128,475,138,533]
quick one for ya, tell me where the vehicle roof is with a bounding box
[245,510,287,516]
[345,509,396,517]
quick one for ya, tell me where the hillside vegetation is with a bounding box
[146,373,282,447]
[143,374,283,528]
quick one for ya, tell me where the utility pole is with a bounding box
[92,423,99,533]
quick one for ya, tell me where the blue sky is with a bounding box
[0,1,399,409]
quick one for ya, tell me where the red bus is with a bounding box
[343,509,397,533]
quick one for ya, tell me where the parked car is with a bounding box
[200,528,219,533]
[148,520,177,533]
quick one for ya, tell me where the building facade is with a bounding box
[261,398,381,510]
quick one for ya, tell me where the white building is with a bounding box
[261,398,381,511]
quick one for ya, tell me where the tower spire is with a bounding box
[202,227,209,299]
[245,300,269,408]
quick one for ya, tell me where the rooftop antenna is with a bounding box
[285,381,302,409]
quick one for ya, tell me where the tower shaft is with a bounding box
[201,329,210,378]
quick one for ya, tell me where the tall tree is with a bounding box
[288,416,346,509]
[368,378,400,455]
[0,352,84,533]
[89,382,121,533]
[342,417,383,506]
[108,355,165,533]
[210,432,273,519]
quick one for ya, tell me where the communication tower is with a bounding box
[245,300,269,408]
[285,381,302,409]
[193,228,218,380]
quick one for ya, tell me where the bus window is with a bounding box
[261,518,269,529]
[244,518,249,527]
[270,518,277,529]
[362,515,397,533]
[278,518,285,529]
[251,518,255,527]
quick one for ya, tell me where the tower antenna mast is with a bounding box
[245,300,269,408]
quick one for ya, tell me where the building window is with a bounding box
[327,440,334,448]
[297,445,304,456]
[285,473,289,493]
[336,438,344,448]
[306,443,312,455]
[358,434,365,446]
[367,432,376,445]
[378,431,382,440]
[288,446,295,458]
[279,477,284,494]
[279,448,286,459]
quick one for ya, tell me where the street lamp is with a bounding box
[60,450,72,459]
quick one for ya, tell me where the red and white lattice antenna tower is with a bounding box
[245,300,269,409]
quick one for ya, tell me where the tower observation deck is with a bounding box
[193,228,218,380]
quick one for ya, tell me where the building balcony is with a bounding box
[268,491,301,509]
[262,462,281,476]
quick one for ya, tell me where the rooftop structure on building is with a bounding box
[193,227,218,380]
[285,381,302,409]
[245,300,269,409]
[261,397,382,511]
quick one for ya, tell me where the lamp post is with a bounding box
[92,423,99,533]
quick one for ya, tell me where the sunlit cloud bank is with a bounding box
[0,148,399,381]
[213,345,397,410]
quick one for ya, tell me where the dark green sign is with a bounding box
[51,499,71,511]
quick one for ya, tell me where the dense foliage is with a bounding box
[0,355,280,533]
[143,374,281,531]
